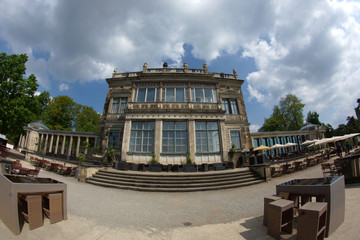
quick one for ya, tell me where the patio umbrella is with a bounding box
[284,142,296,147]
[270,143,285,149]
[302,139,319,145]
[254,145,271,151]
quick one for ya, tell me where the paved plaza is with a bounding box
[1,150,360,240]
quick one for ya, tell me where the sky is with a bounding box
[1,0,360,132]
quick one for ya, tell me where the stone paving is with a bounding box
[1,150,360,239]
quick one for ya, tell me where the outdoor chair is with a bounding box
[271,166,283,178]
[42,193,63,224]
[28,167,40,177]
[321,163,335,177]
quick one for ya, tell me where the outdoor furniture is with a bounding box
[321,163,335,177]
[276,176,345,237]
[282,164,295,174]
[294,161,306,171]
[271,166,283,177]
[297,202,327,240]
[0,174,67,235]
[267,199,294,240]
[20,194,43,230]
[27,167,40,177]
[43,193,63,224]
[263,195,281,226]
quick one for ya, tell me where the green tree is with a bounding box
[260,94,305,132]
[306,111,321,125]
[75,105,101,132]
[0,53,42,143]
[45,95,80,130]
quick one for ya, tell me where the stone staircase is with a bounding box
[86,168,265,192]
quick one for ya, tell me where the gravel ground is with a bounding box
[1,150,359,240]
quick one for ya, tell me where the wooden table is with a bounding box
[276,176,344,237]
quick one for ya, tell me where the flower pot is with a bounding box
[183,164,197,172]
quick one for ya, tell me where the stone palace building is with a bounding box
[97,62,252,165]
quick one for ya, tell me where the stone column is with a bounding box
[76,136,81,157]
[121,120,132,161]
[68,136,73,156]
[154,120,162,162]
[188,120,196,163]
[55,135,60,154]
[49,135,54,153]
[219,120,228,162]
[44,134,49,154]
[61,135,66,155]
[24,131,30,149]
[18,135,23,148]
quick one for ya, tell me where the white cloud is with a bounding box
[0,0,359,127]
[250,124,260,133]
[59,83,69,92]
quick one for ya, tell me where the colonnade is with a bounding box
[18,130,98,158]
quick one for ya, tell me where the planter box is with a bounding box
[149,164,162,172]
[117,161,129,171]
[183,164,197,172]
[213,163,226,171]
[198,163,209,172]
[0,174,67,235]
[224,161,235,169]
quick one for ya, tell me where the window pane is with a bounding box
[230,131,241,149]
[166,88,175,102]
[195,122,206,130]
[207,122,218,130]
[120,98,127,113]
[223,99,230,114]
[176,88,185,102]
[195,88,203,102]
[108,130,120,149]
[129,122,154,153]
[204,88,213,102]
[137,88,146,102]
[175,122,187,130]
[230,99,239,114]
[111,98,119,113]
[146,88,155,102]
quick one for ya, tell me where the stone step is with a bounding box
[86,167,265,192]
[91,172,258,184]
[85,178,265,192]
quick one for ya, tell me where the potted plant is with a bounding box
[149,153,162,172]
[106,146,115,166]
[75,153,86,179]
[183,153,197,172]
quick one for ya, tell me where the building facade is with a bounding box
[98,63,252,165]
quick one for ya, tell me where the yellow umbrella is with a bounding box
[254,145,271,151]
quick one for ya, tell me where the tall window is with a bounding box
[133,84,160,102]
[222,99,239,114]
[111,98,119,113]
[129,122,154,153]
[230,130,241,149]
[120,98,128,113]
[162,84,188,102]
[162,122,187,153]
[108,130,120,149]
[195,122,220,153]
[190,85,217,103]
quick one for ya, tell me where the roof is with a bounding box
[299,123,321,131]
[27,120,50,130]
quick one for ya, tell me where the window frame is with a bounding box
[162,121,188,153]
[195,121,220,153]
[129,121,155,153]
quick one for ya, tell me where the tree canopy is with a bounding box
[0,53,50,143]
[259,94,305,132]
[306,111,321,125]
[74,105,101,132]
[44,95,80,130]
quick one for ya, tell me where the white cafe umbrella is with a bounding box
[270,143,285,149]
